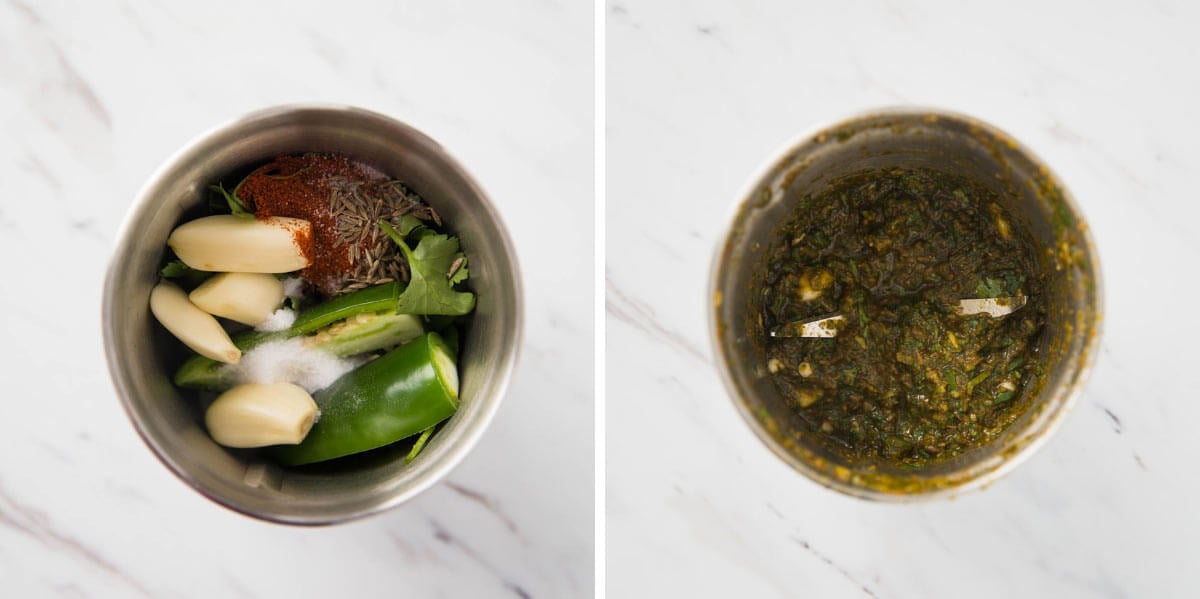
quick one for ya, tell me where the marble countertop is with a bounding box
[608,1,1192,597]
[0,1,592,597]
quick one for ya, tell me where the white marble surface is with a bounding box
[0,1,592,597]
[608,1,1194,597]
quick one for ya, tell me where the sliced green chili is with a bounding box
[272,333,459,466]
[174,312,423,390]
[291,282,400,335]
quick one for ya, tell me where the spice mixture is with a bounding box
[759,167,1046,469]
[331,178,442,293]
[237,154,441,297]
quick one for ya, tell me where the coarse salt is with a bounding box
[256,308,297,332]
[281,277,306,303]
[228,338,363,393]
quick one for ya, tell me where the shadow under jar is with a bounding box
[104,105,522,524]
[710,109,1101,499]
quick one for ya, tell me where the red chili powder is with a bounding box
[237,154,380,296]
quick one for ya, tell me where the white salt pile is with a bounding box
[256,308,297,332]
[230,338,363,393]
[281,277,306,304]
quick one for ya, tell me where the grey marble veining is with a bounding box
[0,1,592,597]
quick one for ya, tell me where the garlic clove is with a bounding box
[167,215,311,273]
[149,281,241,364]
[189,272,285,326]
[205,382,319,448]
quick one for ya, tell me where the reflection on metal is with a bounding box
[773,297,1027,338]
[770,314,845,338]
[956,296,1027,317]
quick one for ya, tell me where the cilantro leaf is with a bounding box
[1003,274,1025,295]
[448,256,468,285]
[160,260,193,278]
[380,221,475,316]
[975,277,1004,298]
[396,214,426,236]
[975,274,1025,298]
[209,183,253,219]
[160,259,212,288]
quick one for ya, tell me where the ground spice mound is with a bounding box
[238,154,384,296]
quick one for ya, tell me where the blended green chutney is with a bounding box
[760,167,1046,469]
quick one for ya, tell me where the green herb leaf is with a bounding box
[976,274,1024,298]
[966,370,990,395]
[396,214,426,236]
[1053,202,1074,228]
[841,367,857,384]
[974,277,1005,298]
[448,256,469,285]
[405,427,435,464]
[159,260,212,288]
[994,390,1015,404]
[209,183,253,219]
[160,260,192,278]
[857,303,870,344]
[1003,274,1024,294]
[380,220,475,316]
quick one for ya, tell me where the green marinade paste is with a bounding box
[760,167,1046,469]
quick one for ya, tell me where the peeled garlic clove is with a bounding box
[149,281,241,364]
[167,215,311,273]
[189,272,285,326]
[205,382,318,448]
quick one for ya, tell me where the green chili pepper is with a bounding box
[172,328,284,389]
[291,282,400,335]
[174,282,415,390]
[272,332,459,466]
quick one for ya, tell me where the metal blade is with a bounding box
[770,296,1028,339]
[956,296,1027,317]
[769,314,846,338]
